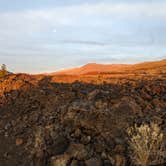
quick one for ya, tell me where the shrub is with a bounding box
[34,127,45,151]
[127,123,165,166]
[0,64,7,77]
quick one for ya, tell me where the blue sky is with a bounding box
[0,0,166,73]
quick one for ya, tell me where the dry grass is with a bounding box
[34,127,45,152]
[127,123,165,166]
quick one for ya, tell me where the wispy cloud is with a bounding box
[0,1,166,72]
[0,1,166,33]
[0,1,165,47]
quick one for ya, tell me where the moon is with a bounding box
[53,29,57,33]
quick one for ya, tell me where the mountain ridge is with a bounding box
[47,59,166,75]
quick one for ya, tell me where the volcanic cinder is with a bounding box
[0,59,165,166]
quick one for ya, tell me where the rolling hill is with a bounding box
[49,59,166,75]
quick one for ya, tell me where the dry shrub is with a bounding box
[127,123,165,166]
[34,127,45,152]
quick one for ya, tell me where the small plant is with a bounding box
[34,127,45,151]
[0,64,7,77]
[127,123,165,166]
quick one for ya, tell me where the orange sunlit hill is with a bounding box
[40,59,166,84]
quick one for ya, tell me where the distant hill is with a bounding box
[48,59,166,75]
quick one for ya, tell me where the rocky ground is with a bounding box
[0,72,166,166]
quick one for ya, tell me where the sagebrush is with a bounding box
[127,123,165,166]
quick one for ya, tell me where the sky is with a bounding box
[0,0,166,73]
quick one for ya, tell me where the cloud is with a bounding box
[60,40,106,46]
[0,1,166,73]
[0,1,166,44]
[0,1,166,32]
